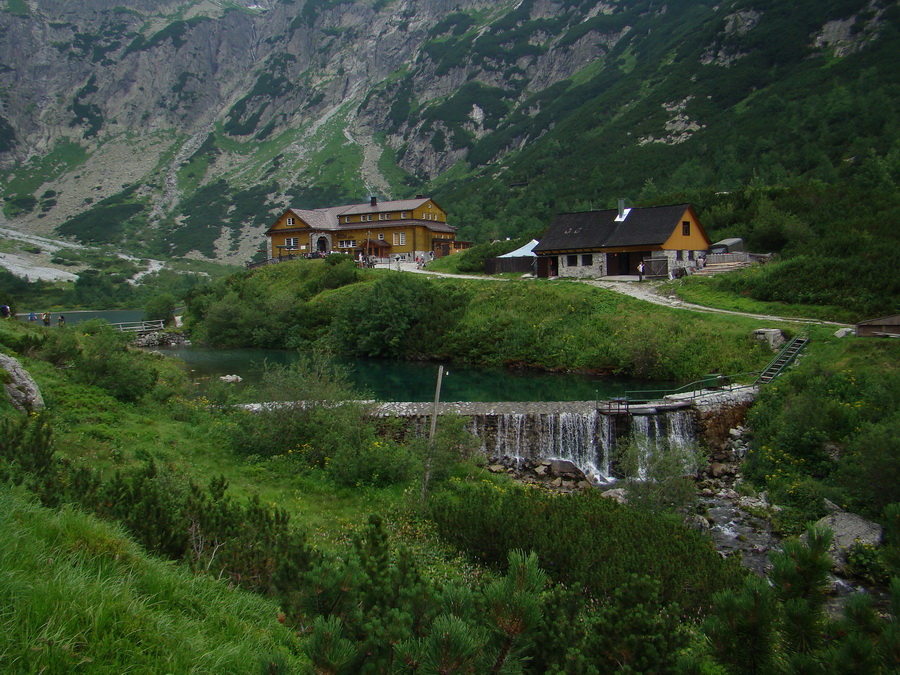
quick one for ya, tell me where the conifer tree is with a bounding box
[482,549,547,673]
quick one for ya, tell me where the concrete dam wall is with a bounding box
[375,386,757,484]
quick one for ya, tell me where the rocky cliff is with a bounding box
[0,0,893,262]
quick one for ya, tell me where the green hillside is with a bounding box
[0,487,305,673]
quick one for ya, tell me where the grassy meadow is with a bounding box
[1,260,899,672]
[186,257,785,381]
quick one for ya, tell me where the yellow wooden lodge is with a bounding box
[264,196,464,262]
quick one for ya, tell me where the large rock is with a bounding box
[548,459,586,480]
[810,512,884,570]
[0,354,44,413]
[753,328,786,351]
[601,488,628,504]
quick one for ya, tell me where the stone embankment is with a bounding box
[132,331,191,348]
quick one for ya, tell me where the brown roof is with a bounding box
[269,197,454,235]
[338,197,437,216]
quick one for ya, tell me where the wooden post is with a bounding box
[421,365,444,510]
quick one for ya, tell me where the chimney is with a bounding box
[370,195,377,207]
[617,198,626,219]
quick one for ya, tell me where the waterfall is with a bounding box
[542,411,607,483]
[626,411,697,479]
[465,407,698,485]
[467,410,616,483]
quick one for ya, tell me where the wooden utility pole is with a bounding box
[420,365,444,509]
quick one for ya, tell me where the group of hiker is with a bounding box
[1,305,65,326]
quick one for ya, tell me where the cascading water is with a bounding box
[625,411,697,479]
[467,410,618,483]
[540,411,608,484]
[467,408,697,484]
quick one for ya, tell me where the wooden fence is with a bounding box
[110,319,165,333]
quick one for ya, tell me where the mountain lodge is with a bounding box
[533,203,711,278]
[264,196,465,261]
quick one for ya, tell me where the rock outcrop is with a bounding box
[0,354,44,413]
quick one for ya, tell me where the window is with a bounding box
[284,237,298,249]
[676,250,683,261]
[286,217,295,226]
[682,220,690,236]
[581,254,593,266]
[401,212,407,219]
[688,250,694,260]
[378,233,385,240]
[344,217,350,224]
[393,232,406,246]
[567,255,578,267]
[338,239,357,248]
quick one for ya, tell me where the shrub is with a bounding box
[330,273,433,357]
[72,329,158,402]
[326,434,417,488]
[427,480,744,615]
[38,330,82,366]
[144,293,177,323]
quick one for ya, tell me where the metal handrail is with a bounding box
[607,370,761,406]
[754,333,809,384]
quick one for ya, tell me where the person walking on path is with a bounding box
[637,261,644,282]
[57,315,65,327]
[42,312,51,327]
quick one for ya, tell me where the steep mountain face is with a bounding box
[0,0,896,262]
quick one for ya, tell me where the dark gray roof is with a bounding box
[534,204,692,252]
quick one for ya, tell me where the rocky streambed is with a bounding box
[487,422,888,614]
[487,425,781,576]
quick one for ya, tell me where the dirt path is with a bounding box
[582,278,852,326]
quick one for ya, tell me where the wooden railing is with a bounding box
[110,320,165,333]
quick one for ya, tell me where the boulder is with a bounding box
[0,354,44,413]
[708,462,728,478]
[548,459,584,479]
[834,327,854,339]
[823,498,843,513]
[753,328,786,351]
[600,488,627,504]
[810,512,883,570]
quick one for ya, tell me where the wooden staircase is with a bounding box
[756,335,809,384]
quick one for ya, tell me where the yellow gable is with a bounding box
[267,211,310,234]
[662,207,711,250]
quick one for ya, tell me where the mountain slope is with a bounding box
[0,0,897,263]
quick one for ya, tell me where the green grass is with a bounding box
[664,274,856,323]
[19,342,411,549]
[373,133,420,195]
[0,486,306,674]
[418,252,481,275]
[6,0,29,15]
[2,142,88,216]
